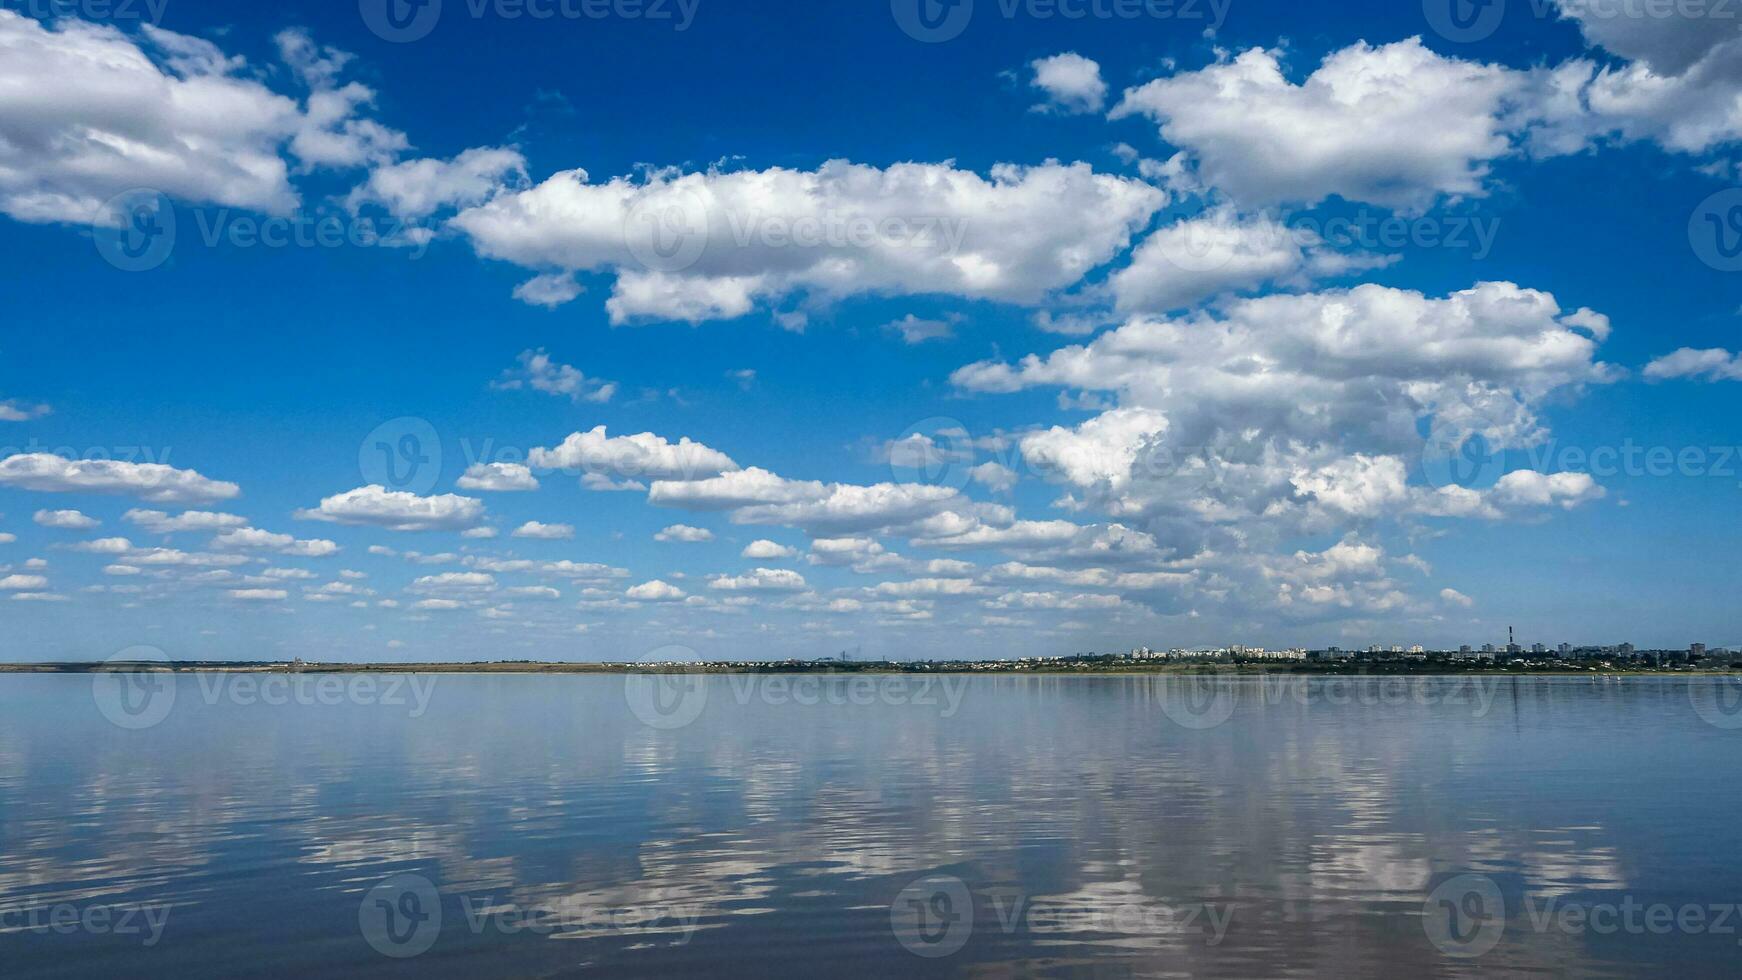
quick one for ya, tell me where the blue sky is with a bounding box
[1,0,1739,661]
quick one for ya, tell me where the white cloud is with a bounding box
[741,539,798,559]
[1644,347,1742,382]
[531,426,738,483]
[123,509,248,534]
[0,574,49,590]
[884,314,959,344]
[0,15,398,225]
[968,462,1018,494]
[449,160,1164,323]
[295,485,485,532]
[211,527,340,557]
[1111,40,1521,210]
[956,282,1615,558]
[1110,208,1391,313]
[33,509,98,530]
[655,524,714,543]
[229,588,287,601]
[0,454,240,504]
[709,568,808,592]
[346,145,527,221]
[457,462,541,492]
[1552,0,1733,75]
[511,272,586,309]
[1440,587,1475,608]
[0,400,50,422]
[491,349,615,403]
[1030,52,1107,114]
[511,521,575,540]
[626,579,686,601]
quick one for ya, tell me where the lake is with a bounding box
[1,672,1739,977]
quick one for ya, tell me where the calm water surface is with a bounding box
[0,673,1739,977]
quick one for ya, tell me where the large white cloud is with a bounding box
[0,14,396,225]
[955,282,1615,550]
[1111,39,1523,210]
[448,160,1165,322]
[0,453,240,504]
[1111,35,1742,211]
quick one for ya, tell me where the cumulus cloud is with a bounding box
[33,509,99,530]
[957,282,1615,557]
[0,454,239,504]
[742,539,798,559]
[1110,35,1742,210]
[491,349,616,403]
[211,527,340,557]
[511,521,575,540]
[457,462,541,492]
[1030,53,1108,114]
[1644,347,1742,382]
[708,568,808,592]
[655,523,714,543]
[449,160,1164,323]
[0,15,402,225]
[531,426,738,483]
[883,314,959,344]
[1111,39,1522,210]
[295,485,485,532]
[1110,208,1392,313]
[346,146,526,222]
[626,579,686,601]
[123,509,248,534]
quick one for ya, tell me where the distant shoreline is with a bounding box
[0,659,1734,676]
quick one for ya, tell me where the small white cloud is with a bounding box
[33,509,99,530]
[741,539,798,560]
[512,520,575,540]
[1030,53,1107,114]
[654,523,714,543]
[627,579,686,601]
[457,462,541,492]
